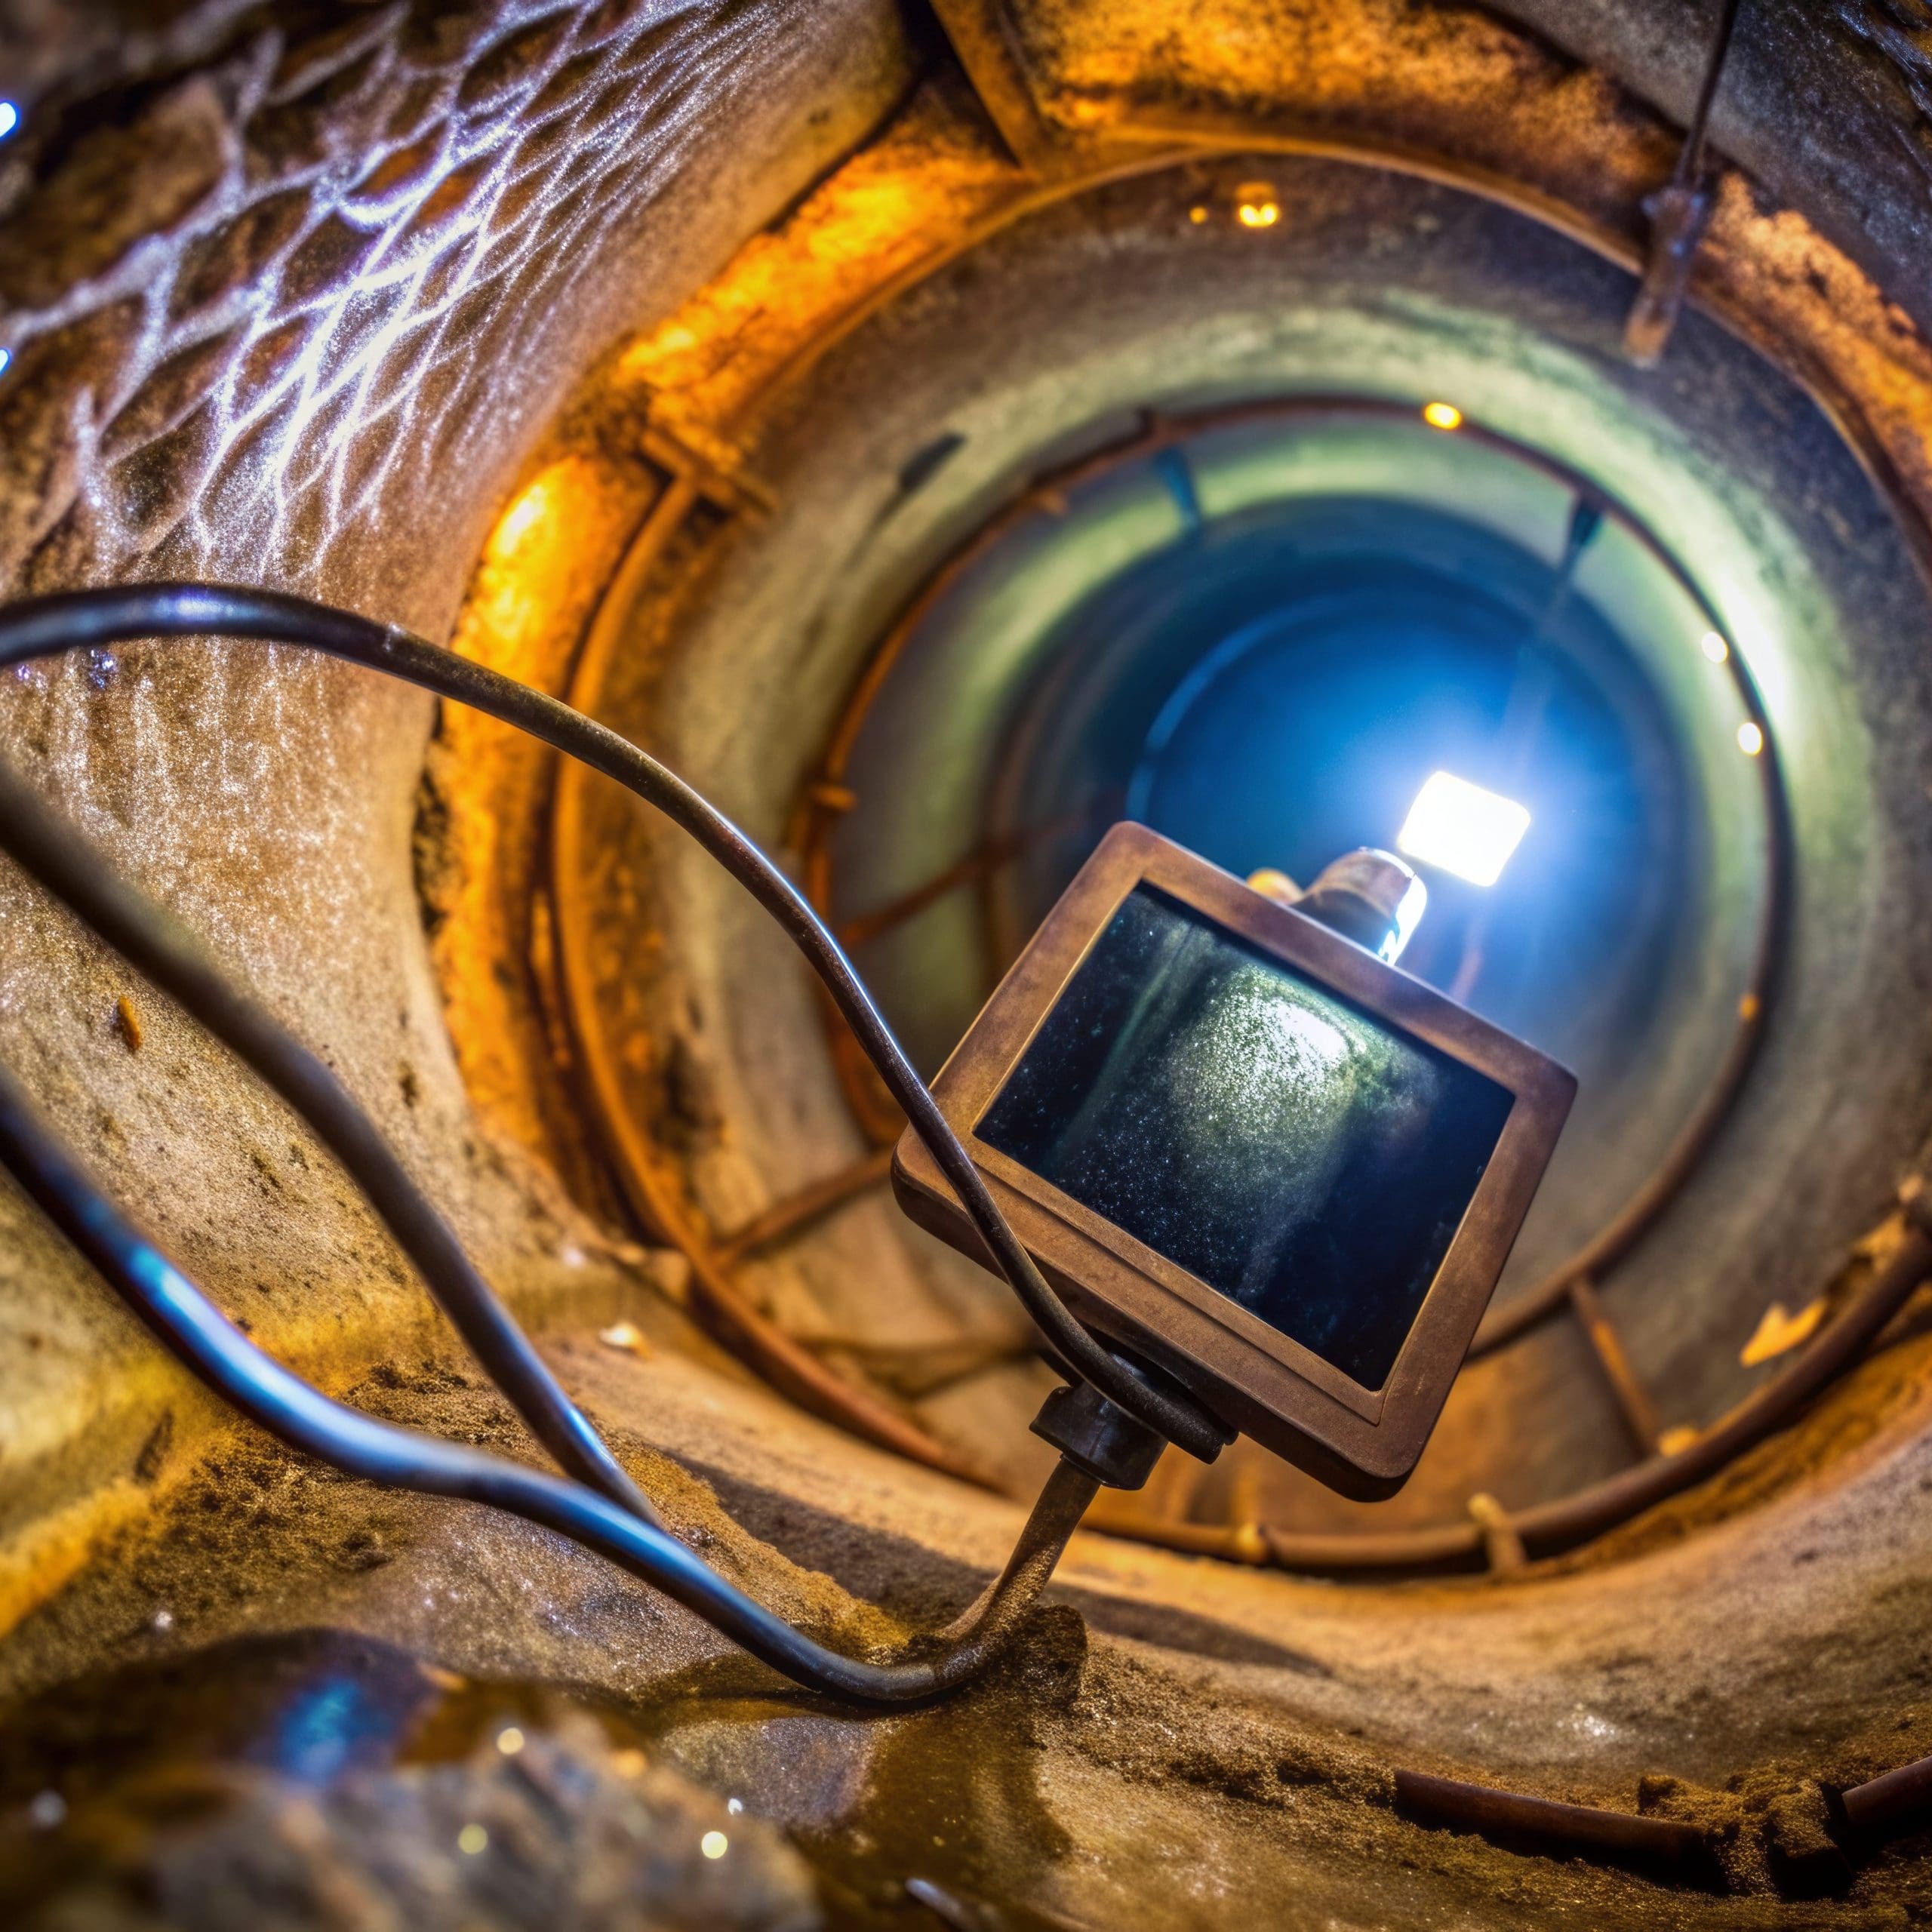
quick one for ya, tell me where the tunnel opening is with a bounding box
[818,404,1774,1330]
[537,149,1922,1559]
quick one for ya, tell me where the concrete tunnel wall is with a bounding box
[0,0,915,1612]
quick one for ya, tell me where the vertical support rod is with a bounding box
[1623,0,1747,365]
[1570,1275,1666,1457]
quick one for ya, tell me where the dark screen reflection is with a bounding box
[977,888,1514,1389]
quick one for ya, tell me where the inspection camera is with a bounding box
[895,823,1574,1498]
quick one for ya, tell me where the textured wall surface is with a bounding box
[1487,0,1932,336]
[0,0,914,1613]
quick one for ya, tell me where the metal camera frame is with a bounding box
[894,822,1577,1498]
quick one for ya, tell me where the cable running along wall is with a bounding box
[0,580,1204,1703]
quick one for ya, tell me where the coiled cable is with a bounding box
[0,1057,1097,1703]
[0,582,1227,1460]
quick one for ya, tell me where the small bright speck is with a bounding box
[1700,630,1729,663]
[1398,771,1531,888]
[457,1823,489,1855]
[700,1830,729,1860]
[1,347,14,380]
[0,102,18,141]
[1234,183,1279,229]
[1421,401,1463,432]
[598,1318,648,1355]
[1737,721,1764,756]
[496,1727,525,1755]
[726,1797,743,1815]
[1188,205,1208,224]
[27,1791,65,1830]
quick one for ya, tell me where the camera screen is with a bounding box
[977,885,1515,1390]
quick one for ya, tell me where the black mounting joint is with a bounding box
[1032,1378,1174,1491]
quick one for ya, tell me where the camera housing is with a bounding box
[894,822,1575,1498]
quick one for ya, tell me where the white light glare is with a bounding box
[1398,771,1531,888]
[1382,869,1429,963]
[0,102,17,142]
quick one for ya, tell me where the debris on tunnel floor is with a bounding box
[0,1334,1930,1926]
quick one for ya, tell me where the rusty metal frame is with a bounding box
[891,822,1577,1500]
[545,454,998,1486]
[924,0,1069,177]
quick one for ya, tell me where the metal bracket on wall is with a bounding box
[924,0,1074,177]
[1623,0,1746,366]
[635,417,774,519]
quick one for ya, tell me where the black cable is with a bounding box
[0,583,1229,1462]
[1675,0,1746,189]
[0,1060,1097,1703]
[0,754,663,1533]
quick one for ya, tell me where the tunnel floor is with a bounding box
[5,1281,1932,1927]
[7,2,1932,1927]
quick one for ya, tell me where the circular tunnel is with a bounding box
[558,152,1927,1548]
[7,5,1932,1927]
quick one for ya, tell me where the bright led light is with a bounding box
[1398,771,1531,888]
[1737,721,1764,756]
[1700,629,1729,663]
[0,103,17,142]
[700,1830,730,1860]
[1235,180,1279,227]
[1421,401,1463,432]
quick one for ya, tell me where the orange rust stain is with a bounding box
[434,450,659,1173]
[615,87,1028,429]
